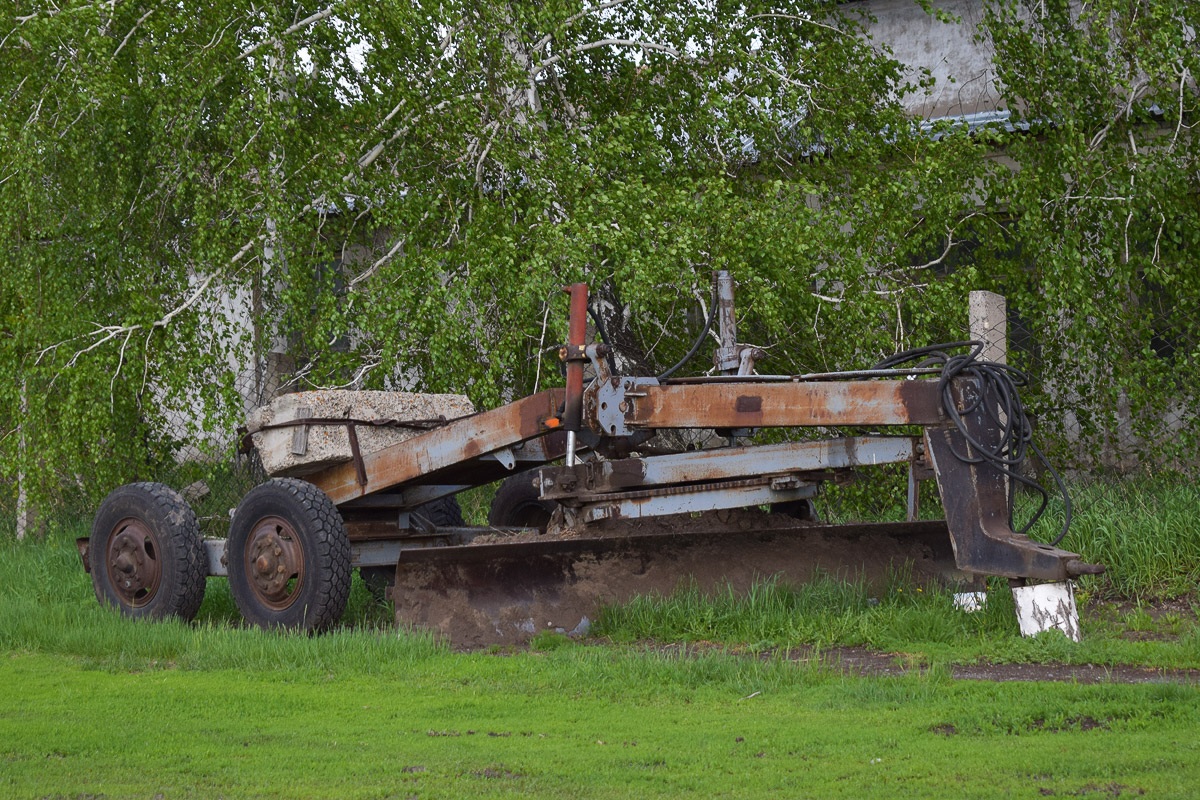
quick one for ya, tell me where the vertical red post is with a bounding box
[562,283,589,464]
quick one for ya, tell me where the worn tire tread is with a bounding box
[228,478,351,632]
[488,472,556,529]
[415,496,464,527]
[90,482,207,621]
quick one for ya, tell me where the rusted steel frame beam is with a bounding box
[341,484,473,509]
[538,436,916,500]
[662,369,944,383]
[344,523,509,545]
[505,430,569,463]
[185,534,485,576]
[352,535,490,567]
[348,432,566,496]
[308,389,565,505]
[624,380,943,430]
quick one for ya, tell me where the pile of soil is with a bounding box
[469,506,821,545]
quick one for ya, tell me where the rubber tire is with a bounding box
[360,496,464,593]
[488,472,556,530]
[412,495,464,527]
[89,482,207,621]
[770,498,819,522]
[228,478,351,632]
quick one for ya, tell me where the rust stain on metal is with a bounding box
[898,378,944,423]
[75,538,91,573]
[629,381,943,429]
[309,389,564,505]
[607,458,648,487]
[735,395,762,413]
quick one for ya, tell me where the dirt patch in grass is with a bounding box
[1038,782,1146,797]
[605,640,1200,685]
[471,765,523,780]
[938,659,1198,685]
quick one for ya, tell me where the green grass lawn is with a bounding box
[4,648,1199,799]
[2,477,1198,798]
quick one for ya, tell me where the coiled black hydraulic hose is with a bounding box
[875,341,1072,545]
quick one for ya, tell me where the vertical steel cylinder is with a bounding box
[713,270,740,374]
[562,283,589,464]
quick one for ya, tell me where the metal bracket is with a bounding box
[560,343,591,362]
[591,377,659,437]
[924,380,1103,580]
[491,447,517,470]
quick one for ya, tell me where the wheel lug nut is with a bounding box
[274,547,282,556]
[277,565,285,574]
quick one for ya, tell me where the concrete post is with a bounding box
[15,378,37,540]
[969,290,1009,493]
[968,291,1006,365]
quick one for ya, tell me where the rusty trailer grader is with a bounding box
[79,273,1102,645]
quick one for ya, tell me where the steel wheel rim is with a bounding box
[244,515,305,611]
[105,517,162,608]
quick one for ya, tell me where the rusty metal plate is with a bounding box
[309,389,564,505]
[626,380,943,429]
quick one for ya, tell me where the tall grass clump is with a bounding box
[0,521,446,674]
[594,571,1019,651]
[1018,477,1200,600]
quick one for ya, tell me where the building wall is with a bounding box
[845,0,1005,120]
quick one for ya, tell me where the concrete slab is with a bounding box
[247,390,476,477]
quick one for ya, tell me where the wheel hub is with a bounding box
[244,516,304,610]
[105,518,161,607]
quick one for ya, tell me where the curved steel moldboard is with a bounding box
[391,520,969,648]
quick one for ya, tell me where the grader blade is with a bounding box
[392,519,960,648]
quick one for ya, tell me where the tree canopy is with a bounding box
[1,0,1198,508]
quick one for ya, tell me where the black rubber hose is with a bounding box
[657,287,719,381]
[875,341,1072,545]
[587,303,619,376]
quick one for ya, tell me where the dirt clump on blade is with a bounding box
[392,510,957,649]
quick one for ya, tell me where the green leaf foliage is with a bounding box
[1,1,1197,509]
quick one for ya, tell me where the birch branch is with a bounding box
[1171,65,1188,147]
[533,38,686,76]
[531,0,632,53]
[746,12,847,35]
[112,8,153,58]
[347,200,440,290]
[235,4,339,63]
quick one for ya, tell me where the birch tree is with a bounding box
[1,0,1197,514]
